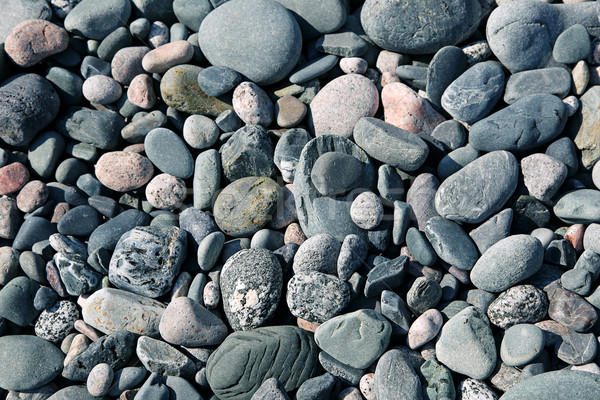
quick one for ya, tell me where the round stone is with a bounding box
[111,46,150,85]
[16,180,48,213]
[232,81,274,127]
[350,191,384,230]
[293,233,341,275]
[310,152,365,196]
[183,114,219,150]
[34,300,79,342]
[142,40,193,74]
[145,173,186,210]
[82,75,122,104]
[500,324,545,367]
[198,0,302,85]
[196,65,242,97]
[308,74,379,138]
[95,151,154,192]
[0,162,29,196]
[127,74,156,109]
[407,309,443,350]
[553,24,591,64]
[144,127,194,179]
[5,19,69,67]
[275,95,307,128]
[87,363,113,397]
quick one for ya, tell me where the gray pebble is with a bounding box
[293,234,341,275]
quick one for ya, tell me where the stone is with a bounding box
[145,174,186,210]
[436,306,497,380]
[87,363,113,397]
[406,173,440,231]
[316,32,367,57]
[221,248,282,331]
[0,0,51,46]
[0,163,29,196]
[501,324,545,367]
[109,226,187,298]
[435,150,518,224]
[556,330,598,366]
[547,284,598,333]
[213,176,280,237]
[144,127,193,179]
[521,154,568,202]
[425,216,479,271]
[64,0,131,40]
[314,309,391,369]
[337,234,368,281]
[133,373,168,400]
[111,46,150,86]
[274,0,345,40]
[220,125,275,182]
[544,239,576,268]
[353,117,429,172]
[340,57,368,75]
[127,74,156,109]
[47,386,105,400]
[12,217,56,251]
[360,0,481,54]
[420,359,455,400]
[16,180,48,213]
[350,191,383,230]
[183,115,218,150]
[232,82,274,127]
[0,276,39,326]
[199,0,302,85]
[318,351,363,386]
[311,152,365,196]
[407,309,443,350]
[82,288,166,337]
[441,61,505,124]
[553,24,591,64]
[62,330,135,382]
[273,128,311,183]
[57,205,101,237]
[55,107,125,150]
[289,55,339,85]
[0,335,63,391]
[0,74,60,146]
[407,277,442,315]
[160,64,232,116]
[374,349,423,400]
[471,235,544,293]
[287,271,350,324]
[426,46,468,109]
[141,40,193,74]
[293,234,340,275]
[136,336,195,378]
[95,150,153,191]
[196,66,242,97]
[275,95,306,128]
[554,189,600,224]
[381,82,445,135]
[430,120,466,151]
[193,149,221,210]
[206,326,320,400]
[568,86,600,170]
[82,75,122,104]
[504,68,572,104]
[487,285,548,329]
[364,255,407,298]
[294,373,339,400]
[87,209,151,255]
[5,20,69,68]
[459,379,497,400]
[165,376,202,400]
[469,94,567,152]
[34,300,79,342]
[500,370,600,400]
[307,74,379,138]
[468,209,513,254]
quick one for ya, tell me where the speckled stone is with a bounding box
[136,336,195,378]
[307,74,379,138]
[232,82,274,127]
[16,180,48,213]
[293,234,341,275]
[521,154,568,202]
[487,285,548,329]
[221,248,282,331]
[5,20,69,67]
[34,300,79,342]
[127,74,156,109]
[111,46,150,85]
[350,191,383,230]
[87,363,113,397]
[95,151,154,192]
[459,379,497,400]
[0,162,29,196]
[145,174,186,210]
[374,349,423,400]
[220,125,275,182]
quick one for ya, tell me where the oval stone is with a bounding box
[5,20,69,67]
[425,216,479,271]
[141,40,194,74]
[64,0,131,40]
[221,248,282,331]
[435,150,519,224]
[500,370,600,400]
[487,285,548,329]
[95,151,154,192]
[144,128,194,179]
[199,0,302,85]
[213,176,280,238]
[55,107,124,150]
[0,335,64,391]
[311,152,364,196]
[470,235,544,293]
[207,328,320,400]
[554,189,600,224]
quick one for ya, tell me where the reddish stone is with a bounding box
[141,40,194,74]
[275,95,307,128]
[127,74,156,109]
[95,151,154,192]
[74,319,101,341]
[46,260,68,297]
[381,82,445,135]
[565,224,585,254]
[547,283,598,333]
[123,143,145,154]
[16,180,48,213]
[535,320,569,347]
[297,317,319,333]
[284,222,307,246]
[5,20,69,67]
[0,162,29,195]
[111,46,151,85]
[51,202,70,224]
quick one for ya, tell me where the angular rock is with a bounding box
[220,125,275,182]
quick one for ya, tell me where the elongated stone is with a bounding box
[500,370,600,400]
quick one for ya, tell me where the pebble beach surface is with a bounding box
[1,0,600,399]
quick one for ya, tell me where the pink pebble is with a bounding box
[407,309,443,349]
[127,74,156,109]
[0,162,29,195]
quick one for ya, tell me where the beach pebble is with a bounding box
[87,363,113,397]
[500,324,545,367]
[5,20,69,67]
[127,74,156,109]
[82,75,122,104]
[34,300,79,342]
[407,309,443,350]
[95,151,154,192]
[275,96,307,128]
[232,81,274,127]
[183,115,219,150]
[0,162,29,196]
[350,191,383,230]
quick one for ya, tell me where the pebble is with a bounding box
[573,61,589,97]
[554,189,600,224]
[340,57,368,75]
[500,324,545,367]
[232,81,274,126]
[203,281,220,310]
[87,363,113,397]
[147,21,169,49]
[183,115,219,149]
[193,149,221,210]
[144,127,194,179]
[503,67,572,104]
[64,0,131,40]
[521,153,568,202]
[311,152,364,196]
[293,233,340,275]
[289,54,339,85]
[569,87,600,170]
[364,255,407,298]
[407,309,443,350]
[111,46,150,85]
[547,283,598,333]
[275,0,345,40]
[145,174,186,210]
[337,234,368,281]
[55,107,125,150]
[220,124,275,182]
[308,73,379,138]
[556,330,598,366]
[458,379,497,400]
[0,276,39,326]
[275,95,307,128]
[136,336,195,378]
[107,367,147,397]
[553,24,591,64]
[0,162,29,195]
[127,74,156,109]
[196,65,242,97]
[82,75,122,104]
[5,20,69,68]
[360,373,376,400]
[0,247,20,286]
[426,46,468,109]
[425,216,479,271]
[16,180,48,213]
[57,205,101,237]
[487,285,549,329]
[374,349,423,400]
[501,370,600,400]
[350,191,383,230]
[34,300,79,342]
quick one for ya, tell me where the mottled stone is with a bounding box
[35,300,79,342]
[420,359,455,400]
[136,336,195,378]
[425,216,479,271]
[232,82,274,127]
[459,379,497,400]
[374,349,423,400]
[556,330,598,366]
[220,125,275,182]
[5,20,69,67]
[521,154,568,202]
[487,285,548,329]
[547,284,598,333]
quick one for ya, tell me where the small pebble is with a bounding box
[145,173,186,210]
[87,363,114,397]
[127,74,156,109]
[82,75,122,104]
[350,191,384,230]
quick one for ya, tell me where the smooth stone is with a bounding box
[111,46,150,86]
[316,32,367,58]
[274,128,311,183]
[109,226,187,298]
[0,247,20,286]
[127,74,156,109]
[360,0,481,54]
[159,297,226,346]
[469,94,567,152]
[307,74,379,138]
[289,55,339,85]
[250,377,290,400]
[500,370,600,400]
[556,330,598,366]
[134,373,169,400]
[487,285,548,329]
[199,0,302,85]
[310,152,364,196]
[141,40,193,74]
[45,66,84,107]
[165,376,202,400]
[108,367,147,397]
[196,65,241,97]
[220,124,275,182]
[143,128,193,179]
[145,174,186,210]
[501,324,545,367]
[354,117,429,172]
[57,205,100,237]
[568,86,600,170]
[64,0,131,40]
[337,234,368,281]
[136,336,195,378]
[544,239,577,268]
[232,81,274,127]
[364,255,407,298]
[121,110,167,143]
[395,65,427,90]
[554,189,600,224]
[0,162,29,196]
[350,191,383,230]
[87,363,113,397]
[315,309,391,369]
[27,131,66,180]
[426,46,468,109]
[293,234,340,275]
[275,0,345,40]
[5,20,69,68]
[13,216,56,251]
[374,349,423,400]
[547,284,598,333]
[35,299,78,342]
[97,26,132,61]
[172,0,212,31]
[406,173,440,231]
[183,115,219,150]
[287,271,350,324]
[435,150,518,224]
[504,67,572,104]
[95,151,153,193]
[193,149,221,210]
[441,61,505,124]
[160,64,232,116]
[319,351,363,387]
[206,326,320,400]
[179,208,218,253]
[406,228,437,267]
[378,165,405,205]
[430,120,466,151]
[82,288,166,337]
[425,216,479,271]
[553,24,591,64]
[80,55,111,78]
[435,306,497,380]
[197,231,224,272]
[407,309,443,350]
[55,107,125,150]
[295,373,339,400]
[0,74,60,146]
[380,290,412,338]
[62,330,135,381]
[0,0,51,46]
[215,109,242,132]
[420,359,455,400]
[0,335,63,391]
[82,75,122,104]
[469,208,513,254]
[221,248,282,331]
[213,177,280,237]
[437,144,481,182]
[275,95,307,128]
[0,276,39,326]
[47,386,107,400]
[87,209,151,254]
[546,137,579,178]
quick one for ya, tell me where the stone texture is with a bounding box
[374,349,423,400]
[5,20,69,67]
[487,285,548,329]
[568,86,600,170]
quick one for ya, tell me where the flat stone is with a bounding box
[314,309,391,369]
[136,336,195,378]
[364,255,407,298]
[220,125,275,182]
[469,94,567,152]
[133,373,168,400]
[374,349,423,400]
[360,0,481,54]
[504,68,572,104]
[206,326,320,400]
[5,20,69,68]
[554,189,600,224]
[307,74,379,138]
[199,0,302,85]
[547,284,598,333]
[435,150,519,224]
[567,86,600,170]
[425,216,479,271]
[64,0,131,40]
[0,335,63,391]
[435,306,497,380]
[316,32,367,57]
[500,370,600,400]
[144,127,193,179]
[487,285,549,329]
[289,55,339,85]
[310,152,364,196]
[501,324,545,367]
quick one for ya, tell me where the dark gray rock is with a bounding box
[425,216,479,271]
[80,55,112,79]
[220,124,275,182]
[430,120,466,151]
[316,32,367,57]
[199,0,302,85]
[364,255,407,298]
[221,248,282,331]
[318,351,363,387]
[27,131,66,180]
[34,286,58,311]
[354,117,429,172]
[380,290,412,339]
[546,137,579,177]
[469,209,513,254]
[109,226,187,298]
[57,205,100,237]
[178,207,218,251]
[378,165,405,205]
[469,94,567,152]
[360,0,481,54]
[545,239,577,268]
[54,252,101,296]
[62,330,135,381]
[562,268,592,296]
[500,370,600,400]
[45,66,84,107]
[395,65,428,90]
[553,24,591,64]
[487,285,548,329]
[88,209,151,255]
[206,326,321,400]
[197,66,242,97]
[406,228,437,267]
[374,349,423,400]
[504,68,572,104]
[275,0,346,40]
[0,74,60,146]
[0,277,39,326]
[436,144,481,182]
[441,61,505,124]
[55,107,125,150]
[107,367,147,397]
[420,359,455,400]
[427,46,468,109]
[144,127,194,179]
[406,277,442,315]
[166,376,203,400]
[547,283,598,333]
[555,330,597,366]
[273,128,311,183]
[64,0,131,40]
[574,250,600,281]
[134,373,169,400]
[289,55,339,85]
[132,0,177,25]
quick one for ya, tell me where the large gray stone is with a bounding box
[500,370,600,400]
[504,68,572,104]
[567,86,600,170]
[374,349,423,400]
[554,189,600,224]
[64,0,131,40]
